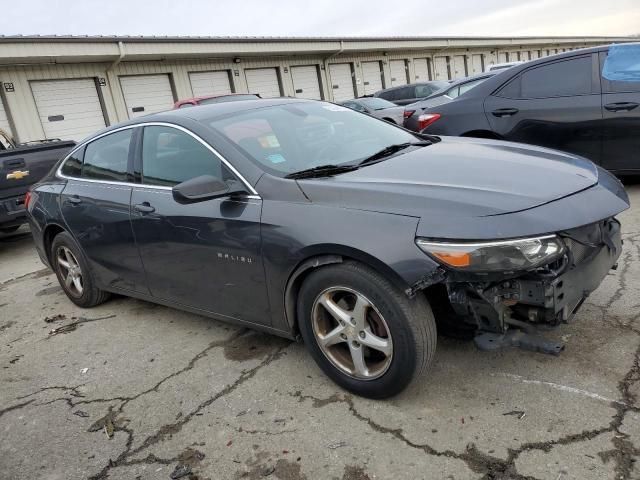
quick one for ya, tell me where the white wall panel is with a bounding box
[31,78,106,141]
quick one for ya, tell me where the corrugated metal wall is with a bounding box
[0,39,608,142]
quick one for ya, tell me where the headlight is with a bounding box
[416,235,565,272]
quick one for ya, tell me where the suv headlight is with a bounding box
[416,235,565,272]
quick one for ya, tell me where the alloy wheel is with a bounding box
[311,287,393,380]
[56,246,84,297]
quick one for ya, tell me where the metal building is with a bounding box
[0,35,629,143]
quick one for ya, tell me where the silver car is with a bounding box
[340,98,405,125]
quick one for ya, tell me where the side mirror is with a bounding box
[172,175,246,204]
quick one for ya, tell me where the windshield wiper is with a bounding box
[285,164,358,180]
[358,141,432,166]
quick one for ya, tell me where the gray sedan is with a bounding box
[340,98,405,125]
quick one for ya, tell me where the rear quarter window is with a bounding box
[82,129,133,182]
[60,146,84,177]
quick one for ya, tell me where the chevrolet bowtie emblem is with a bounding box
[6,170,29,180]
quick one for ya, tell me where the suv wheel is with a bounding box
[51,231,110,308]
[298,262,436,398]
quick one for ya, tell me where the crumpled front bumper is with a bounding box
[445,218,622,333]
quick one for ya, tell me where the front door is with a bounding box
[599,48,640,173]
[130,125,270,325]
[60,128,147,293]
[485,54,603,164]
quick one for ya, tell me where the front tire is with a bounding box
[298,262,436,399]
[51,231,110,308]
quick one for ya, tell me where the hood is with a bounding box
[296,136,600,221]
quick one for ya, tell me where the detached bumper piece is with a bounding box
[447,218,622,354]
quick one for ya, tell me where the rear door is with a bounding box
[59,128,147,292]
[189,71,233,97]
[130,124,269,324]
[31,79,107,141]
[120,74,175,119]
[361,61,384,95]
[599,47,640,172]
[389,60,408,87]
[413,58,431,82]
[329,63,356,102]
[434,57,449,80]
[485,54,603,164]
[245,68,282,98]
[290,66,322,100]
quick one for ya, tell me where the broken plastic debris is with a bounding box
[81,367,89,374]
[503,410,526,420]
[327,441,347,449]
[169,464,192,479]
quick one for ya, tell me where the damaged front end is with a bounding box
[416,218,623,354]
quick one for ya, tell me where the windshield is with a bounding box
[207,102,419,176]
[199,94,260,105]
[358,97,397,110]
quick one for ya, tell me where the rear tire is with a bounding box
[51,231,110,308]
[298,262,437,399]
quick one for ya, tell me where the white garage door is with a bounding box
[245,68,281,98]
[451,56,467,79]
[413,58,431,81]
[291,66,322,100]
[361,61,383,95]
[0,97,12,137]
[31,79,106,141]
[498,52,508,63]
[328,64,355,102]
[120,74,174,119]
[189,71,232,97]
[530,50,540,60]
[389,60,408,87]
[434,57,449,80]
[470,54,484,75]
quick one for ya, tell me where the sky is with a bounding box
[3,0,639,38]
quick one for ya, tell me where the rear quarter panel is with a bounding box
[27,181,67,266]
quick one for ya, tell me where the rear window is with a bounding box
[60,147,84,177]
[520,57,592,98]
[82,129,132,182]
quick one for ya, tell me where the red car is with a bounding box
[173,93,260,109]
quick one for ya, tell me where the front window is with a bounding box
[207,102,420,176]
[141,126,228,186]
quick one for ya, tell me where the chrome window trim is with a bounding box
[56,121,260,197]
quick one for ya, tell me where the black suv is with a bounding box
[404,43,640,174]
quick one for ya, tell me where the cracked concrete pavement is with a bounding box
[1,183,639,480]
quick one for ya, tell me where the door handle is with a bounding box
[604,102,639,112]
[492,108,519,117]
[67,195,82,205]
[134,202,155,214]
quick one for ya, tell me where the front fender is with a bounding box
[261,201,441,333]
